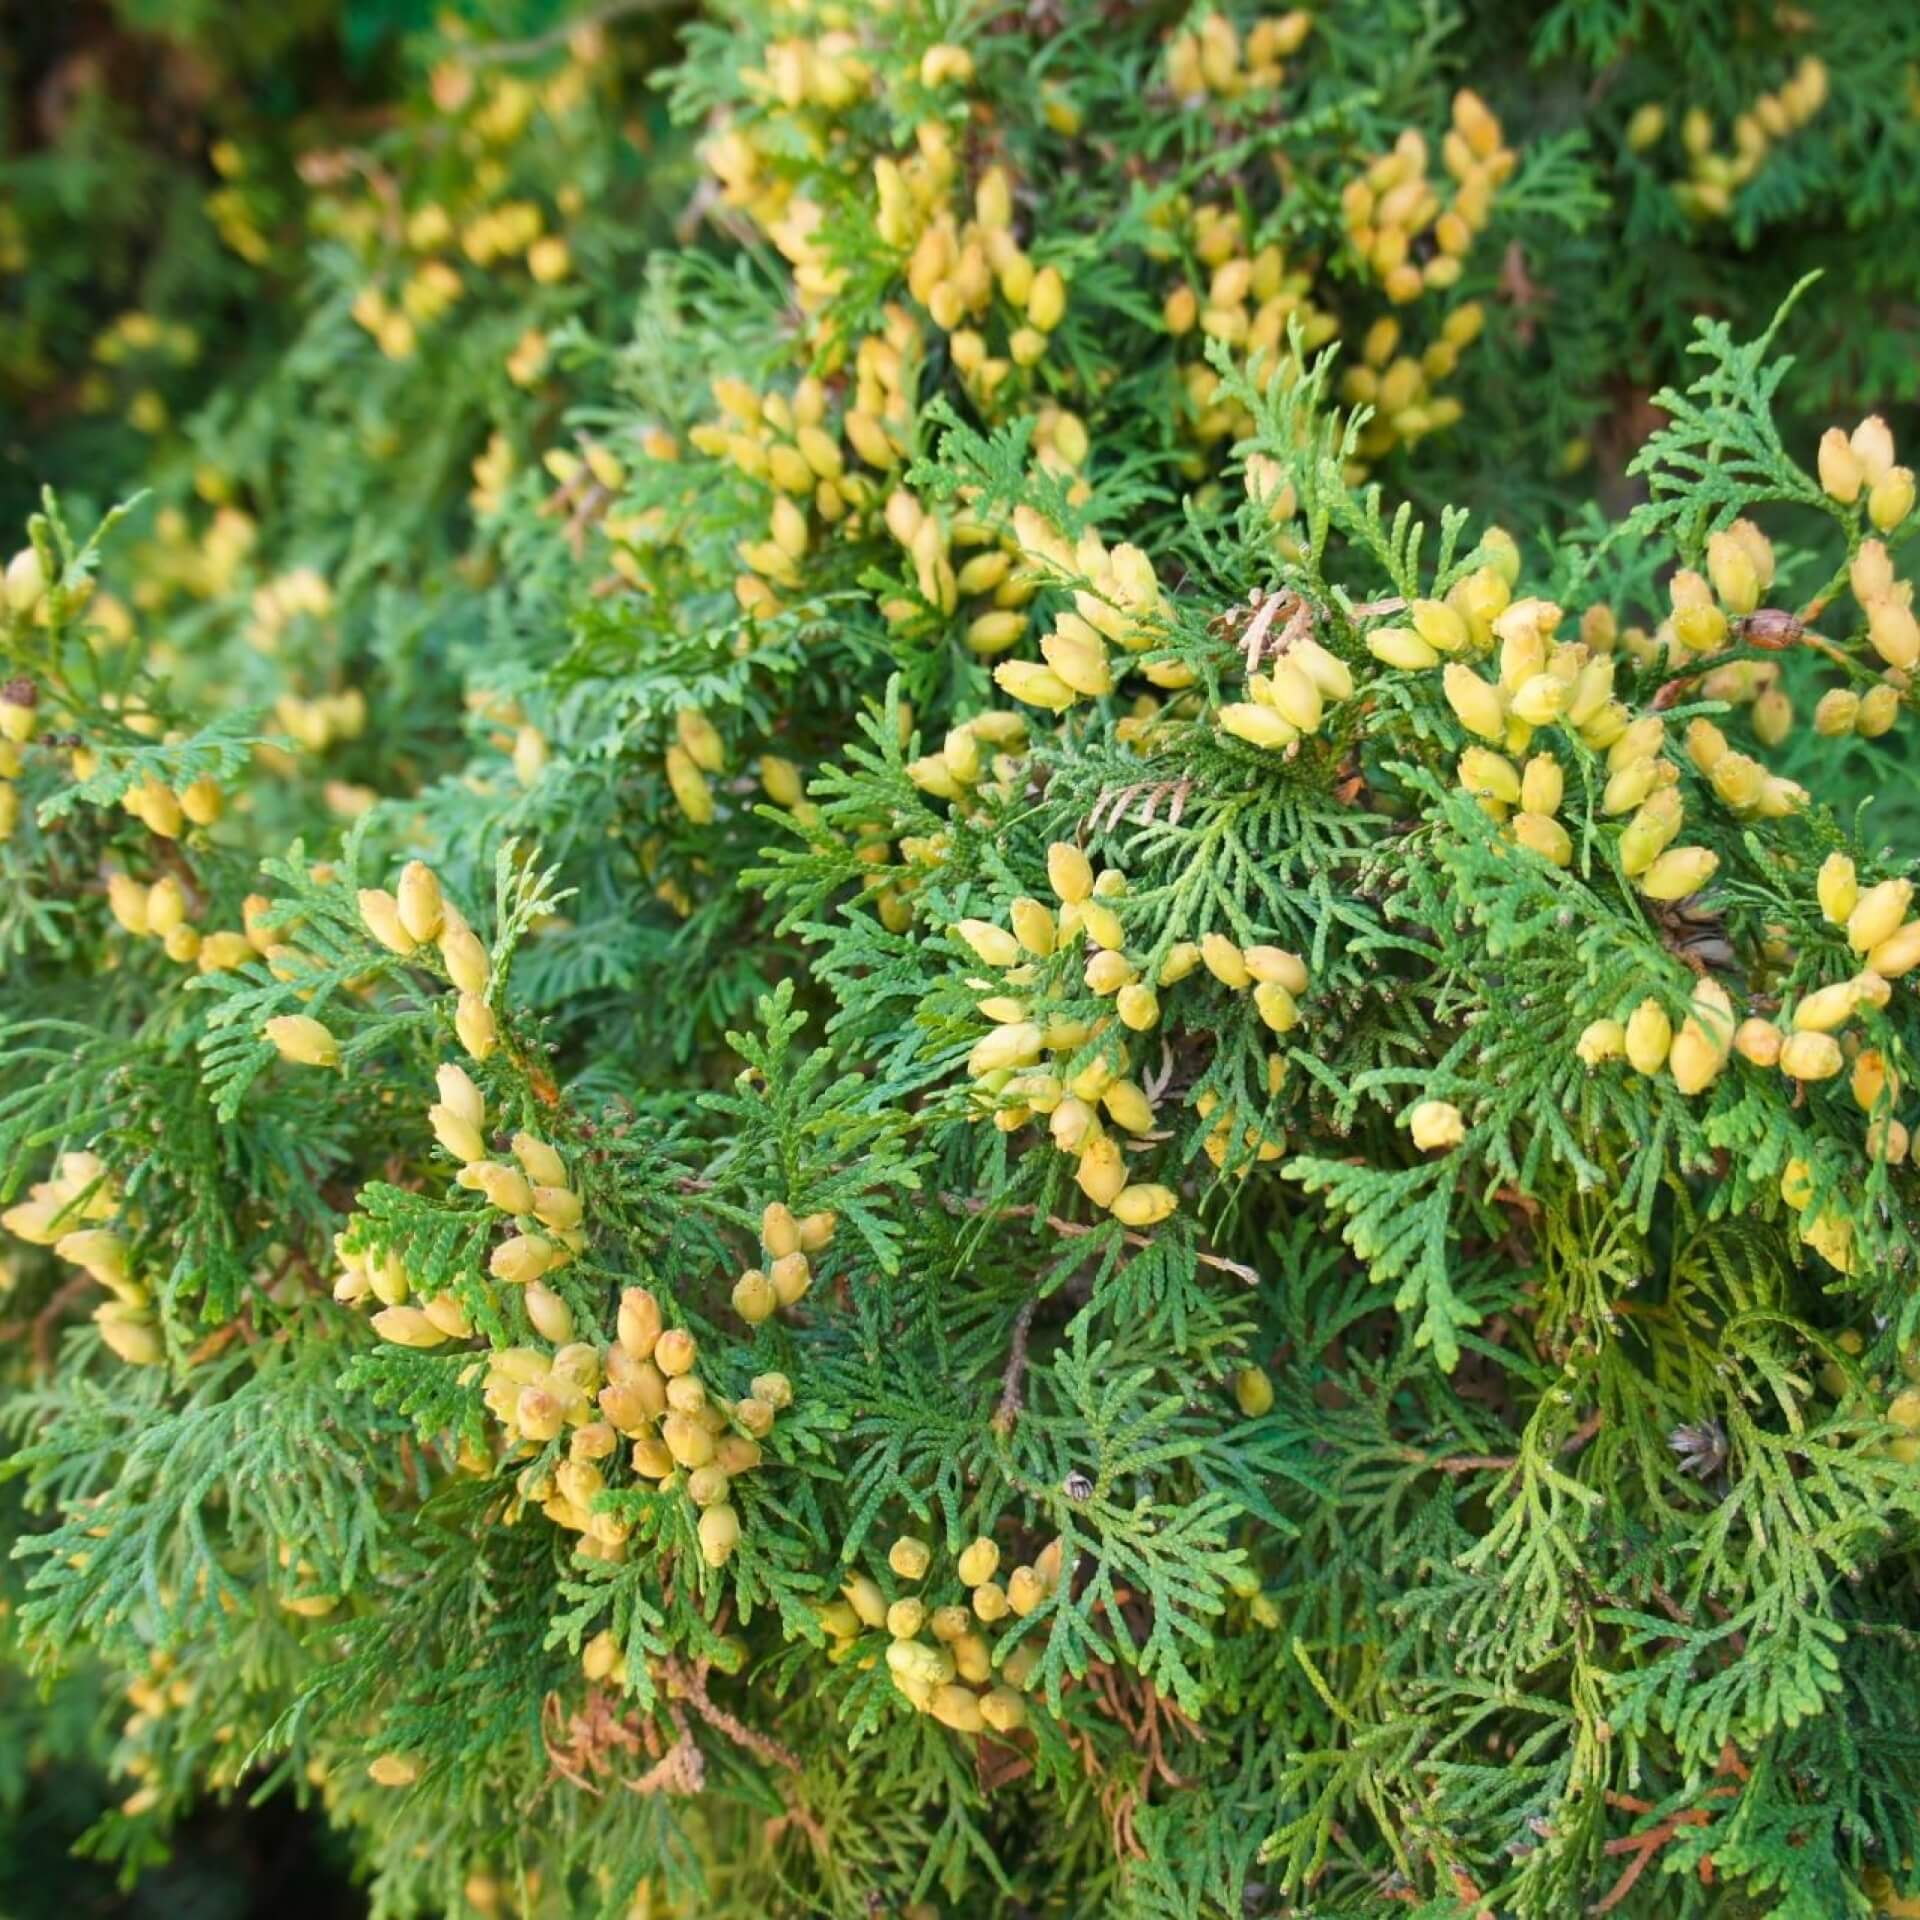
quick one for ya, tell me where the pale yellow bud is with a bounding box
[957,1537,1000,1587]
[1442,664,1506,742]
[1624,999,1672,1075]
[143,875,186,937]
[1858,684,1901,738]
[1411,599,1471,654]
[655,1327,698,1377]
[107,871,151,935]
[428,1101,486,1165]
[1848,879,1913,953]
[1409,1100,1464,1150]
[1812,854,1858,927]
[1027,265,1067,331]
[770,1250,811,1306]
[1219,702,1299,750]
[954,918,1020,967]
[435,916,489,995]
[372,1305,450,1348]
[1512,812,1572,867]
[264,1014,339,1068]
[1046,842,1094,904]
[1519,754,1563,816]
[968,1022,1043,1077]
[490,1233,555,1285]
[1200,933,1251,988]
[358,888,416,955]
[1733,1018,1782,1067]
[1575,1018,1625,1066]
[664,744,715,824]
[1853,540,1895,604]
[1814,689,1861,737]
[1779,1030,1844,1081]
[1818,427,1863,503]
[455,993,497,1060]
[1868,920,1920,977]
[1367,625,1440,671]
[1706,529,1761,615]
[697,1503,740,1567]
[396,861,445,944]
[1639,845,1717,900]
[1870,467,1916,534]
[1792,978,1863,1033]
[1111,1182,1177,1226]
[1867,598,1920,673]
[1852,415,1896,484]
[1075,1136,1129,1208]
[459,1160,533,1214]
[616,1286,660,1358]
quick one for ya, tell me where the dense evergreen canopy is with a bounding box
[5,4,1920,1915]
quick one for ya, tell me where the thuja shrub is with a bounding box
[5,4,1920,1918]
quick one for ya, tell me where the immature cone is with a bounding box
[1235,1364,1274,1417]
[979,1686,1027,1733]
[515,1133,568,1187]
[1668,980,1733,1095]
[732,1267,776,1323]
[358,888,416,956]
[697,1504,741,1568]
[490,1234,554,1284]
[523,1282,573,1344]
[1779,1031,1844,1081]
[1046,841,1093,903]
[1624,999,1672,1076]
[95,1303,162,1366]
[441,917,490,995]
[844,1575,887,1628]
[956,1538,1000,1587]
[1818,427,1863,503]
[1220,702,1298,750]
[372,1305,450,1349]
[770,1250,811,1304]
[1792,978,1864,1034]
[1006,1566,1047,1615]
[1847,880,1913,954]
[1638,846,1717,901]
[265,1014,339,1068]
[396,861,445,944]
[437,1063,484,1128]
[1200,933,1250,988]
[1076,1137,1128,1208]
[4,547,45,615]
[1010,897,1056,956]
[1442,665,1506,742]
[1869,921,1920,977]
[655,1326,698,1375]
[888,1536,932,1580]
[1111,1183,1177,1226]
[1576,1019,1625,1067]
[955,918,1020,967]
[429,1103,487,1165]
[1409,1101,1464,1150]
[1817,853,1859,926]
[1870,467,1916,534]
